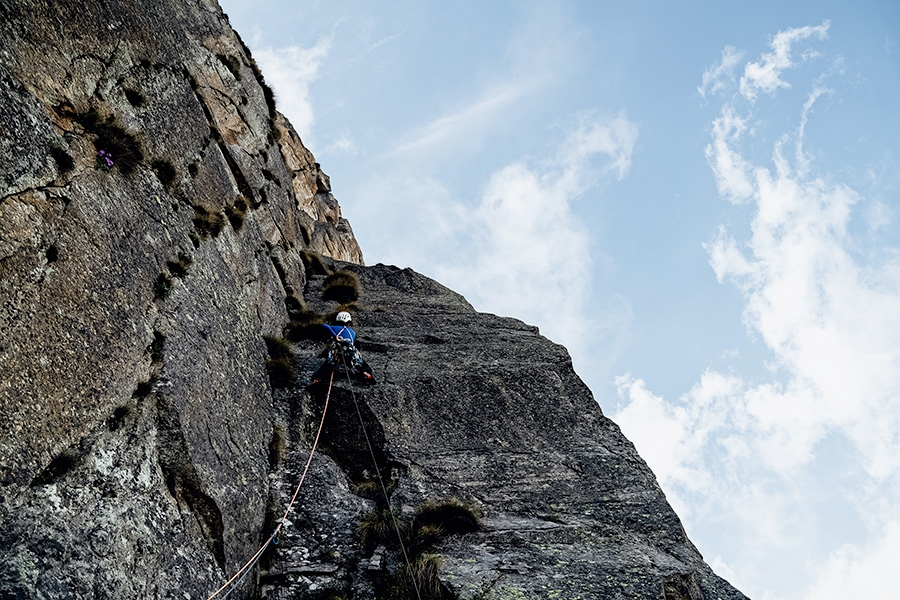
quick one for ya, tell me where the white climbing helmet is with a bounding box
[336,311,352,324]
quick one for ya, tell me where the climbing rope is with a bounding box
[339,349,424,600]
[205,370,335,600]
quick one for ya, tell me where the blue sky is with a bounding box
[218,1,900,598]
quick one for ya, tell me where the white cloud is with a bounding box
[705,106,755,202]
[699,46,745,99]
[355,113,637,364]
[322,130,358,157]
[802,520,900,600]
[616,24,900,600]
[251,35,333,145]
[557,112,639,183]
[433,114,638,358]
[739,22,830,101]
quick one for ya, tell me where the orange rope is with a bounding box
[205,370,334,600]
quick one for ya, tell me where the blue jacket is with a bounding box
[322,324,356,344]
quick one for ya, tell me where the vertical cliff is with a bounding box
[0,0,358,597]
[0,1,748,599]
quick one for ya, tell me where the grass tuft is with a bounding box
[261,82,277,118]
[76,110,144,174]
[124,89,145,108]
[193,205,226,239]
[225,195,248,231]
[412,498,482,537]
[408,524,447,556]
[217,54,242,80]
[321,270,360,304]
[133,377,158,399]
[166,254,192,278]
[148,331,165,363]
[154,273,172,300]
[357,509,403,553]
[268,425,286,469]
[300,250,332,276]
[152,159,177,191]
[108,403,135,431]
[263,335,294,388]
[285,294,306,317]
[30,448,82,486]
[396,553,445,600]
[286,312,328,342]
[263,335,292,359]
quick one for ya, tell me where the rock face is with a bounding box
[0,1,747,599]
[0,0,358,597]
[258,261,747,600]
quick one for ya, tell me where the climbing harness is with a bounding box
[205,370,335,600]
[327,338,364,372]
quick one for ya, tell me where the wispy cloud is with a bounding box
[616,24,900,600]
[739,22,830,101]
[705,106,754,202]
[388,79,539,158]
[699,46,745,99]
[322,130,358,157]
[250,34,333,145]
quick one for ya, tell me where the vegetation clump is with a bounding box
[356,498,481,600]
[358,509,403,554]
[152,159,177,191]
[353,478,396,501]
[166,254,192,278]
[321,270,360,304]
[284,295,328,342]
[154,273,173,300]
[300,250,332,276]
[396,553,446,600]
[30,447,83,487]
[192,205,226,239]
[216,54,243,81]
[132,377,158,399]
[108,404,133,431]
[225,195,248,231]
[263,335,294,388]
[268,425,286,469]
[124,89,145,108]
[76,109,144,174]
[148,331,165,363]
[412,498,482,537]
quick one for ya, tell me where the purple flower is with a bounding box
[96,149,114,170]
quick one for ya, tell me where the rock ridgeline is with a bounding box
[0,1,748,599]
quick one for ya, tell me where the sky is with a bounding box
[217,1,900,598]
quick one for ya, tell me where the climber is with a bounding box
[309,311,375,386]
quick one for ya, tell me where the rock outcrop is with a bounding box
[0,1,748,599]
[258,261,747,600]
